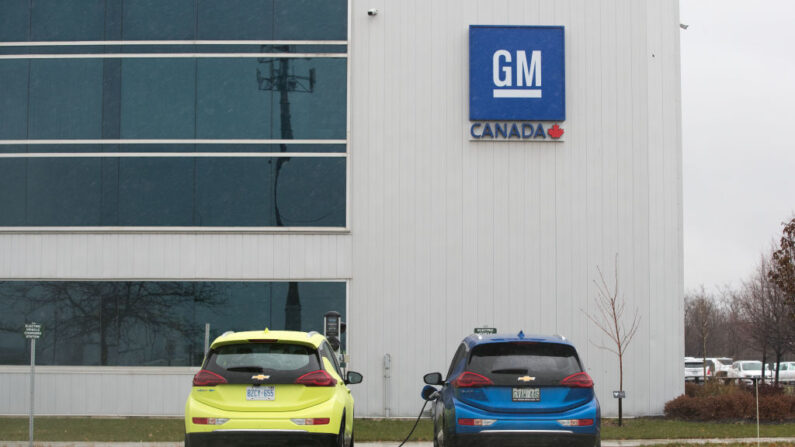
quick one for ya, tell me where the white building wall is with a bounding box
[347,0,683,417]
[0,0,682,418]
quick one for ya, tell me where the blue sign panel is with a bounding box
[469,26,565,121]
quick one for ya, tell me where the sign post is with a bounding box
[24,322,41,447]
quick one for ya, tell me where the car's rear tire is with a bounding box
[337,413,346,447]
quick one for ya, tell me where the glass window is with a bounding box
[197,0,275,40]
[120,59,197,139]
[0,0,30,42]
[0,281,346,366]
[2,0,348,42]
[28,60,103,139]
[272,0,347,40]
[319,342,343,377]
[117,158,195,226]
[467,342,583,386]
[0,156,345,227]
[446,343,467,380]
[197,57,346,140]
[1,58,346,140]
[122,0,196,40]
[26,158,103,226]
[0,159,26,225]
[30,0,105,41]
[206,343,320,384]
[0,60,28,140]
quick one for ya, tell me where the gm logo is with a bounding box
[470,26,565,121]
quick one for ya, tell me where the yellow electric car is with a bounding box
[185,329,362,447]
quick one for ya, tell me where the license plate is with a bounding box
[246,386,275,401]
[512,387,540,402]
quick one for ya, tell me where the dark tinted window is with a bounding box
[685,362,703,368]
[319,342,343,377]
[467,342,582,385]
[0,281,346,366]
[0,58,346,140]
[206,343,320,384]
[0,157,346,227]
[446,343,467,380]
[1,0,347,42]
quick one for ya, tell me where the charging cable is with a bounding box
[396,399,430,447]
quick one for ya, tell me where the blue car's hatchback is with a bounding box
[422,332,600,447]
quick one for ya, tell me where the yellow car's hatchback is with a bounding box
[185,329,362,447]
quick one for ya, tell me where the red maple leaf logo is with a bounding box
[548,124,564,139]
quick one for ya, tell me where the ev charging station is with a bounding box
[323,311,347,368]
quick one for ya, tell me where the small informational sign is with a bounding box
[24,323,41,339]
[474,327,497,335]
[613,391,626,399]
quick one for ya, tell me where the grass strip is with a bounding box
[0,417,794,442]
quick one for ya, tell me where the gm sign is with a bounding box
[469,25,565,121]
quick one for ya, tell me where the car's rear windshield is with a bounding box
[741,362,762,371]
[685,362,703,368]
[466,342,582,386]
[204,342,320,384]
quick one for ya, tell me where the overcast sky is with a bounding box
[680,0,795,293]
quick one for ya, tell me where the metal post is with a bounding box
[204,323,210,359]
[29,337,35,447]
[755,378,760,447]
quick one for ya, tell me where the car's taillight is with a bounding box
[192,369,227,387]
[295,370,337,387]
[292,418,331,425]
[558,419,594,427]
[560,372,593,388]
[192,417,229,425]
[453,372,493,388]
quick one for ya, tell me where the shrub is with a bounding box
[664,384,795,421]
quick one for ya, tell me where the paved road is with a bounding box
[3,439,795,447]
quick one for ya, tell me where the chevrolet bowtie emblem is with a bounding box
[251,374,270,381]
[517,376,535,382]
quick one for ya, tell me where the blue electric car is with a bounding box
[422,332,600,447]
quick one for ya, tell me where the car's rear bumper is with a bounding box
[185,430,337,447]
[453,431,598,447]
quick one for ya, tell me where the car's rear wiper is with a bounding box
[226,366,264,372]
[491,368,528,374]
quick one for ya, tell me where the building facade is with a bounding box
[0,0,683,417]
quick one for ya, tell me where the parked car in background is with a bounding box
[727,361,772,384]
[704,357,733,377]
[684,357,708,382]
[768,362,795,384]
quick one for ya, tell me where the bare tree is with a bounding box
[685,287,717,380]
[3,282,225,365]
[737,255,793,385]
[582,255,641,427]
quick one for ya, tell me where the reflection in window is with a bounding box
[0,58,346,140]
[0,157,346,227]
[0,281,346,366]
[0,0,347,42]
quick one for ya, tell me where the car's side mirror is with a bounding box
[345,371,363,385]
[424,372,443,385]
[421,385,439,401]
